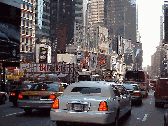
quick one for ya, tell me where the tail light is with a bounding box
[99,101,108,111]
[134,93,140,96]
[18,94,23,99]
[23,88,27,90]
[10,93,15,96]
[41,89,45,91]
[141,84,144,86]
[52,99,59,109]
[49,94,56,99]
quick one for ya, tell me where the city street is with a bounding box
[0,90,166,126]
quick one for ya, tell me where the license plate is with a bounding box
[74,104,83,111]
[29,96,41,100]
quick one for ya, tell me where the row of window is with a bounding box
[21,27,33,36]
[22,20,35,28]
[22,37,33,44]
[21,45,33,52]
[22,11,35,20]
[23,0,34,4]
[22,3,34,12]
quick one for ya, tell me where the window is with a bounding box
[22,28,25,34]
[22,38,25,42]
[23,12,25,18]
[26,46,28,51]
[71,87,101,94]
[22,45,24,51]
[30,46,32,52]
[26,38,28,43]
[30,84,60,92]
[30,38,32,44]
[26,29,29,35]
[26,21,29,27]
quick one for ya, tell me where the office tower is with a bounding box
[86,0,105,50]
[50,0,75,54]
[74,0,83,46]
[35,0,50,38]
[104,0,136,45]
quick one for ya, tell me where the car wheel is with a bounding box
[112,109,120,126]
[138,100,142,105]
[13,101,17,107]
[56,121,68,126]
[164,116,168,126]
[155,101,160,107]
[1,96,6,104]
[24,108,32,114]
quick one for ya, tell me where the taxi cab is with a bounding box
[17,82,63,114]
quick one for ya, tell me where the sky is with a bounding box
[136,0,165,68]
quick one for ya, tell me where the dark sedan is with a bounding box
[9,84,33,106]
[123,84,143,105]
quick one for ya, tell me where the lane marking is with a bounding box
[142,114,148,121]
[2,111,25,117]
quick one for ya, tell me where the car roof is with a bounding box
[71,81,109,88]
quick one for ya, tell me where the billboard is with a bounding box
[165,7,168,43]
[39,47,48,63]
[0,2,21,61]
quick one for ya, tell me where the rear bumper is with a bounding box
[17,100,54,109]
[131,96,142,101]
[9,96,16,102]
[50,109,116,124]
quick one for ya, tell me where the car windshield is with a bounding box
[71,87,101,94]
[125,71,146,82]
[78,75,91,81]
[123,84,138,90]
[15,84,32,90]
[30,84,60,92]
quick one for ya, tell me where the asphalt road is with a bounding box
[0,90,166,126]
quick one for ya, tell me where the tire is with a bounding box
[127,101,132,115]
[1,96,6,104]
[138,100,142,105]
[13,100,17,107]
[24,108,32,114]
[155,101,160,107]
[112,109,120,126]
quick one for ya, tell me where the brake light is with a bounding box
[134,93,140,96]
[141,84,144,86]
[52,99,59,109]
[41,89,45,91]
[23,88,27,90]
[10,93,15,96]
[99,101,108,111]
[18,94,23,99]
[49,94,56,99]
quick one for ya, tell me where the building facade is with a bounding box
[50,0,75,54]
[20,0,36,62]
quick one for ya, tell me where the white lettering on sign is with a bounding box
[20,63,77,73]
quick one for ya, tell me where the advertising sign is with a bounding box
[0,2,21,61]
[20,63,78,74]
[39,47,47,63]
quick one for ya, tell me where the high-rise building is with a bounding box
[35,0,50,38]
[74,0,83,46]
[86,0,105,50]
[50,0,75,54]
[104,0,136,45]
[20,0,35,62]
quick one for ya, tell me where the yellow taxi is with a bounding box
[17,82,64,114]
